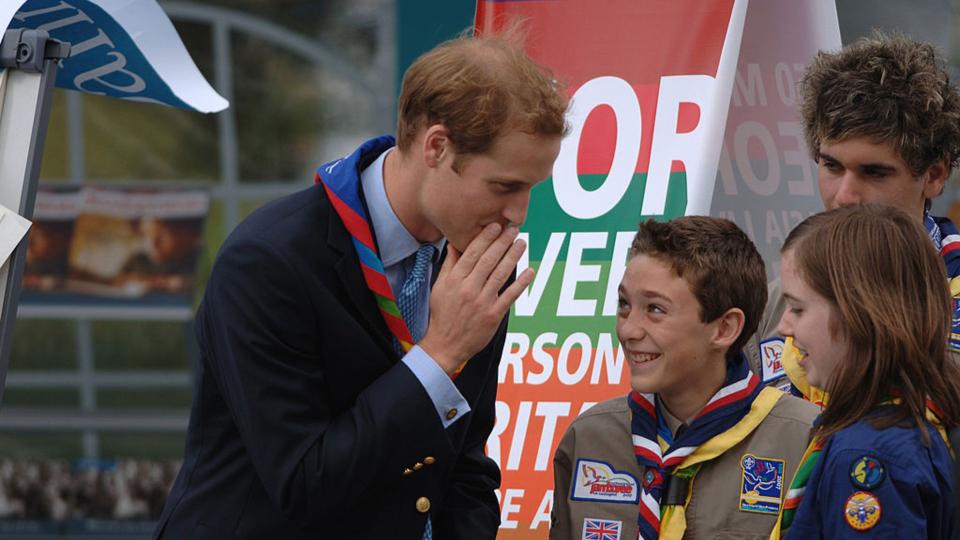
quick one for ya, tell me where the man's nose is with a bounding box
[833,175,863,207]
[502,191,531,227]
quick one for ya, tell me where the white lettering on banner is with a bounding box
[497,333,625,386]
[501,334,528,384]
[507,401,533,470]
[732,63,767,107]
[489,399,609,472]
[601,231,636,317]
[12,0,74,20]
[717,209,807,246]
[734,121,780,197]
[15,0,149,98]
[500,489,524,529]
[529,333,557,385]
[534,402,570,470]
[558,333,592,385]
[515,232,566,317]
[558,233,606,316]
[69,29,114,58]
[716,121,816,198]
[515,232,634,318]
[489,402,510,468]
[774,63,806,107]
[778,122,816,196]
[553,76,641,220]
[36,9,92,32]
[494,490,557,530]
[644,74,717,216]
[718,145,739,196]
[532,491,553,529]
[74,51,147,93]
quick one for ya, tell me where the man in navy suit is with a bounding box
[154,32,568,539]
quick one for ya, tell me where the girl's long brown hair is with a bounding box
[782,204,960,441]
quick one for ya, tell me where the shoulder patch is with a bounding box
[738,453,784,515]
[582,517,621,540]
[759,338,786,383]
[849,455,885,490]
[571,459,639,504]
[844,491,881,531]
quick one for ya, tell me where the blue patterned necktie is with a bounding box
[396,244,436,539]
[396,244,435,346]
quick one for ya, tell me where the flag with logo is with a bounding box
[2,0,226,112]
[475,1,839,537]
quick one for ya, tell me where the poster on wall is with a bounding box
[21,186,209,306]
[475,1,840,537]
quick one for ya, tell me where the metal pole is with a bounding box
[0,29,70,404]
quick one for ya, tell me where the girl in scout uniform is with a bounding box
[551,217,819,540]
[772,205,960,539]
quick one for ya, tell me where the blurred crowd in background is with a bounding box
[0,460,178,522]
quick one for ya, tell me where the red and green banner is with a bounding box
[476,1,839,537]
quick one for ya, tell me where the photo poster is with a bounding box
[21,186,209,306]
[475,1,840,537]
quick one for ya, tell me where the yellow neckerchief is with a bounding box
[780,337,828,407]
[657,386,784,539]
[781,338,954,450]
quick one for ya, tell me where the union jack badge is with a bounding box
[582,517,621,540]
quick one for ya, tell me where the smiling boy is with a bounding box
[551,217,817,540]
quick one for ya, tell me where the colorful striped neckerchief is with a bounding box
[314,137,461,372]
[770,400,951,539]
[628,356,783,539]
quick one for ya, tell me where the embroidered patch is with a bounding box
[738,453,785,515]
[582,518,621,540]
[849,455,886,490]
[642,468,663,491]
[845,491,881,531]
[775,380,794,394]
[759,338,785,383]
[570,459,640,504]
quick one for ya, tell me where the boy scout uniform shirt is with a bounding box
[551,394,818,540]
[785,413,956,539]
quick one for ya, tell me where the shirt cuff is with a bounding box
[402,345,470,428]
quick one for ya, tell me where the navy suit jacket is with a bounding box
[154,139,505,539]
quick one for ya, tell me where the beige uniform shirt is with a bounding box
[550,393,817,540]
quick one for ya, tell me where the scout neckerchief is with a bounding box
[926,212,960,352]
[782,212,960,401]
[628,355,784,539]
[314,136,465,376]
[769,399,952,539]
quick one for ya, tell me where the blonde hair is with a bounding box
[396,31,568,168]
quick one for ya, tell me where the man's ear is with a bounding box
[711,307,745,351]
[922,159,950,199]
[422,124,450,169]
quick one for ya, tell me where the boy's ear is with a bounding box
[710,307,745,351]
